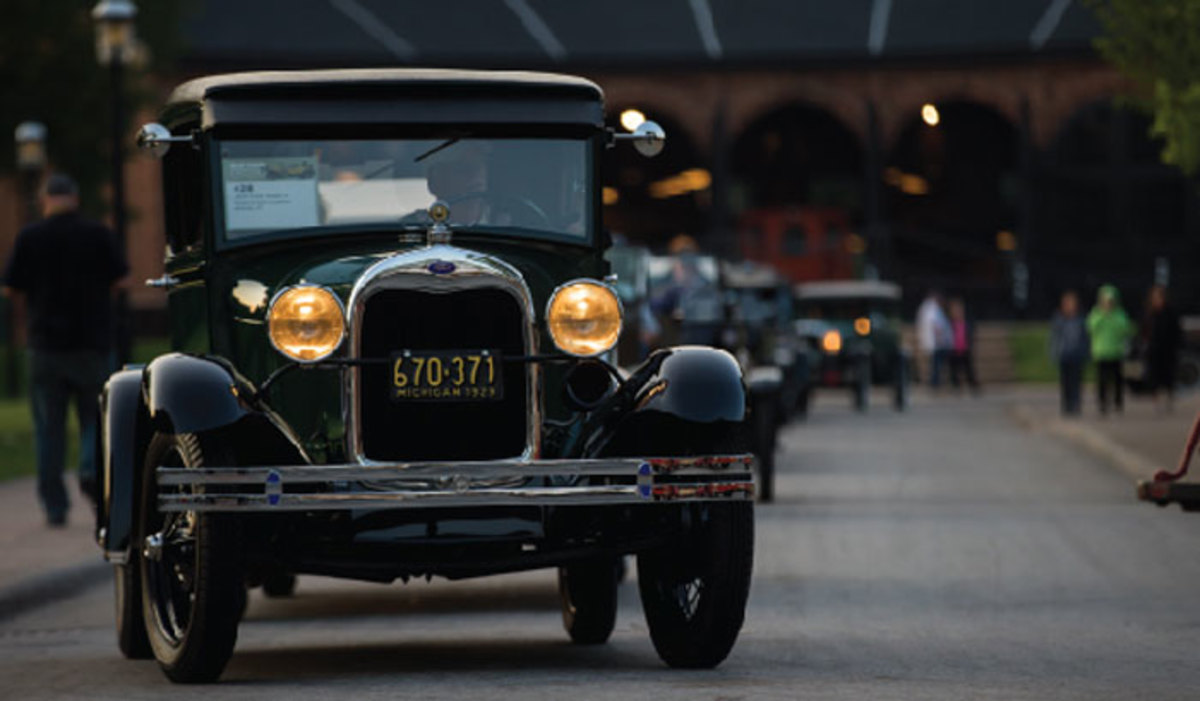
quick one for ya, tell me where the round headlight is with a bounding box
[546,280,622,357]
[267,285,345,362]
[822,329,843,354]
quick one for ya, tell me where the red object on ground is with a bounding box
[1153,410,1200,483]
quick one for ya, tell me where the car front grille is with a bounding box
[357,287,528,462]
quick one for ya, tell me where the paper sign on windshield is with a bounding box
[223,157,319,235]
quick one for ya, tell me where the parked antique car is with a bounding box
[720,260,811,420]
[717,260,813,501]
[644,252,782,500]
[793,280,909,411]
[97,69,756,683]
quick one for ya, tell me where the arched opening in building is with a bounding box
[1038,100,1200,313]
[729,103,864,282]
[886,100,1019,316]
[601,108,706,249]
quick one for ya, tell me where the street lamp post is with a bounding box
[14,121,47,226]
[92,0,137,367]
[9,122,48,397]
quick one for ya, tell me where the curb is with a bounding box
[1008,405,1159,482]
[0,559,108,623]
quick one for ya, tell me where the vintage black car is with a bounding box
[720,260,810,420]
[793,280,909,412]
[97,69,756,683]
[717,260,810,501]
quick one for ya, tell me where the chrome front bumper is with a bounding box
[156,455,756,512]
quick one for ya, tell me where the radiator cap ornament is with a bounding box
[426,199,452,245]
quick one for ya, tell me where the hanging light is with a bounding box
[921,103,940,127]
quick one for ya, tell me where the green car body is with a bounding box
[96,69,755,683]
[794,280,909,412]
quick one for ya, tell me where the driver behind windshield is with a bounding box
[424,144,510,226]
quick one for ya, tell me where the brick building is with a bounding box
[3,0,1196,321]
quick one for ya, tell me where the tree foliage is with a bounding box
[0,1,184,214]
[1091,0,1200,176]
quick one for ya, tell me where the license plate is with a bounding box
[389,349,503,402]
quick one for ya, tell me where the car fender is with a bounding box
[142,353,250,435]
[142,352,310,466]
[586,346,748,457]
[745,365,783,395]
[100,368,148,560]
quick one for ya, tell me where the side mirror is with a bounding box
[136,122,193,158]
[611,121,666,158]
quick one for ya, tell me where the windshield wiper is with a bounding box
[414,137,461,163]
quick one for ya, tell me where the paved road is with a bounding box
[2,394,1198,700]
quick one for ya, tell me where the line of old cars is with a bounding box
[97,66,915,684]
[607,242,909,502]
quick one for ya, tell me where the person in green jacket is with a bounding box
[1087,284,1135,414]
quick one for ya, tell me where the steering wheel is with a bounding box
[447,192,550,229]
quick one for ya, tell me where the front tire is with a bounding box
[558,556,621,644]
[893,354,909,411]
[853,355,871,412]
[751,397,777,503]
[114,560,151,659]
[637,502,754,668]
[261,571,297,599]
[139,432,244,684]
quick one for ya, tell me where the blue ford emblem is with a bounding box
[428,260,456,275]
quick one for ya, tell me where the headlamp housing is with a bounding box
[546,280,623,357]
[267,285,346,362]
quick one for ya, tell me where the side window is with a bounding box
[163,133,204,256]
[783,225,808,256]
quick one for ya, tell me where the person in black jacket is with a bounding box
[1050,290,1089,416]
[1141,284,1183,413]
[2,174,129,526]
[947,297,980,394]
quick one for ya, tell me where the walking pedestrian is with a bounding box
[1050,290,1089,416]
[1086,284,1134,416]
[947,297,980,394]
[2,174,129,526]
[651,235,723,346]
[916,289,952,390]
[1140,284,1183,413]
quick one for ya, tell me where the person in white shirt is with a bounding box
[916,290,953,389]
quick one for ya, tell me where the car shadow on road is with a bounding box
[221,637,663,683]
[244,574,591,622]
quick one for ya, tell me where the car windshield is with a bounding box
[216,137,592,243]
[800,299,894,319]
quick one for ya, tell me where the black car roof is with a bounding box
[166,68,605,129]
[171,68,602,102]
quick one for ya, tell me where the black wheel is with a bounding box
[752,398,777,503]
[139,432,244,684]
[794,387,810,419]
[114,561,151,659]
[261,571,297,599]
[558,556,621,645]
[853,379,869,412]
[637,501,754,668]
[893,355,909,411]
[1177,353,1200,391]
[853,356,871,412]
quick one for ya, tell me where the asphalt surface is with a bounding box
[2,392,1198,700]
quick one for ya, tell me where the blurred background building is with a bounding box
[2,0,1197,321]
